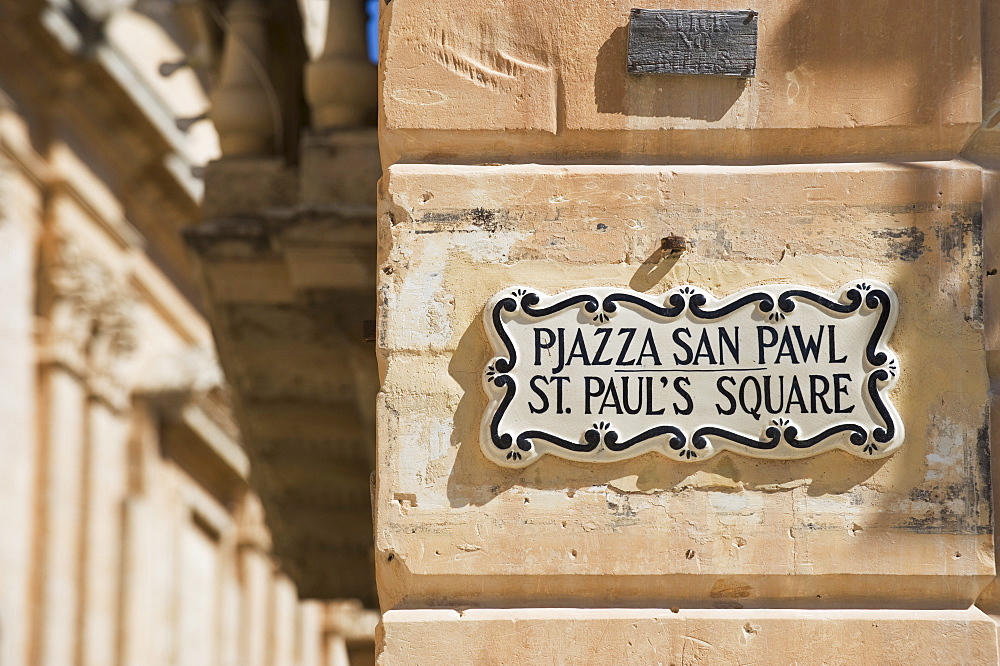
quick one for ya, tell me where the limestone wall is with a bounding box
[377,0,1000,662]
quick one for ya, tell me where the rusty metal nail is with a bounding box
[661,235,688,254]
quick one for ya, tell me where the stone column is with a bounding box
[236,495,273,666]
[376,1,999,662]
[0,154,40,666]
[118,495,158,666]
[296,601,324,666]
[118,400,165,666]
[79,400,129,666]
[35,235,138,666]
[34,365,86,666]
[269,574,298,666]
[305,0,377,128]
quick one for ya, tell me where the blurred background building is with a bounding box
[7,0,1000,663]
[0,0,379,664]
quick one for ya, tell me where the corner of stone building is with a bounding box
[374,1,1000,663]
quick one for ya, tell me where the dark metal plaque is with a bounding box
[627,8,757,77]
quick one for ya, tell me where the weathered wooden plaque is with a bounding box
[627,8,757,77]
[481,282,902,467]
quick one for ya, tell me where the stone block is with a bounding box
[376,161,992,611]
[378,608,1000,665]
[380,0,981,165]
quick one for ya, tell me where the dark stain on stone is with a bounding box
[934,210,980,261]
[928,208,984,323]
[419,211,464,224]
[908,485,965,504]
[597,223,608,231]
[607,495,637,518]
[710,579,753,599]
[414,210,467,233]
[470,207,499,232]
[414,208,510,234]
[969,209,984,324]
[183,217,272,256]
[895,514,990,535]
[975,418,993,525]
[872,227,925,262]
[937,217,964,258]
[897,416,992,535]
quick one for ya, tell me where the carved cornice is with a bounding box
[0,0,209,299]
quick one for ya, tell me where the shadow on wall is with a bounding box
[444,293,896,510]
[595,26,746,120]
[769,0,977,128]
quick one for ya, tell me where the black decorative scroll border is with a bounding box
[484,282,899,462]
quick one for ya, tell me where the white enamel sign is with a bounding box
[481,281,902,467]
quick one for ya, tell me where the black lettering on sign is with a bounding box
[599,378,623,415]
[672,327,694,365]
[673,376,693,415]
[592,328,614,365]
[566,329,592,368]
[809,375,832,414]
[828,325,848,363]
[715,376,737,415]
[534,328,555,366]
[739,376,763,421]
[833,373,854,413]
[528,375,550,414]
[757,326,778,363]
[637,329,662,366]
[528,375,570,414]
[584,376,603,415]
[646,377,666,415]
[617,328,638,365]
[552,376,571,414]
[627,9,757,77]
[621,376,644,415]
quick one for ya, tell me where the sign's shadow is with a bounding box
[446,307,890,509]
[595,26,747,120]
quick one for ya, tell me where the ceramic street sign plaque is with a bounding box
[627,8,758,77]
[481,282,902,467]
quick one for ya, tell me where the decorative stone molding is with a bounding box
[235,493,273,552]
[44,239,138,373]
[133,345,225,398]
